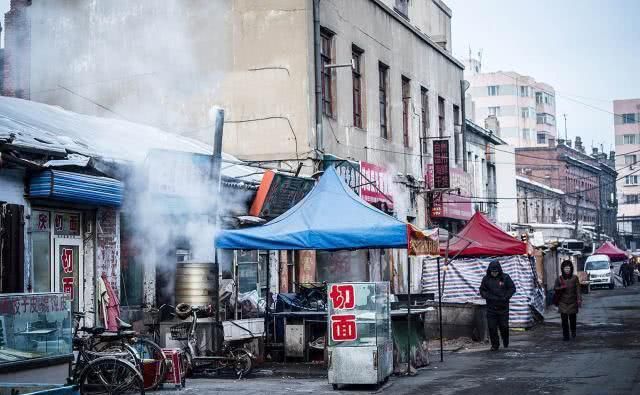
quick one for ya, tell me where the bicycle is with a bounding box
[91,316,168,391]
[172,303,254,378]
[69,312,144,394]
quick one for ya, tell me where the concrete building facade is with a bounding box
[614,98,640,249]
[463,53,557,148]
[516,176,564,224]
[464,119,504,221]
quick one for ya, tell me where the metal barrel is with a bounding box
[174,262,215,306]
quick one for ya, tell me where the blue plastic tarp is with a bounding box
[215,166,408,250]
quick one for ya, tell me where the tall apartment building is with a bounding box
[614,98,640,249]
[464,53,557,147]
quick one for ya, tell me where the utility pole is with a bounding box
[573,195,582,239]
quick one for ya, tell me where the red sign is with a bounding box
[61,248,74,274]
[38,213,49,230]
[62,277,74,300]
[432,140,450,189]
[426,165,473,221]
[69,215,79,233]
[360,161,393,210]
[331,314,357,342]
[54,214,64,232]
[329,284,355,310]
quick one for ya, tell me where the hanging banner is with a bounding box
[407,225,440,256]
[432,139,450,189]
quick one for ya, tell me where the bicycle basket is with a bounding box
[169,322,191,340]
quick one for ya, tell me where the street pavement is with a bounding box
[164,284,640,394]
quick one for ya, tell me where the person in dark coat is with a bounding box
[480,259,516,351]
[619,261,631,287]
[554,260,582,341]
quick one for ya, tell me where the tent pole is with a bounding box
[406,253,411,375]
[437,257,443,362]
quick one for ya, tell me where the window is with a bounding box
[438,96,445,137]
[625,154,637,165]
[537,113,555,125]
[521,107,534,118]
[487,85,499,96]
[537,133,546,144]
[536,92,543,105]
[627,195,639,204]
[453,104,461,126]
[522,128,530,142]
[545,114,555,125]
[625,175,639,185]
[352,45,364,129]
[321,29,334,117]
[402,76,411,147]
[420,87,429,147]
[624,134,637,145]
[623,113,637,124]
[395,0,409,17]
[520,86,530,97]
[379,63,389,139]
[544,94,554,105]
[488,106,500,116]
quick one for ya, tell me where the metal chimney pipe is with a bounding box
[210,107,224,352]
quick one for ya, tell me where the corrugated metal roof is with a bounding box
[29,170,124,207]
[0,96,263,182]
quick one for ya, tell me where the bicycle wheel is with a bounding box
[234,352,252,378]
[94,343,142,373]
[132,337,167,391]
[79,356,144,394]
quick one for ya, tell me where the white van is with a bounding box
[584,254,614,290]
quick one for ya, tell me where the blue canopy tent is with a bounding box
[215,166,408,250]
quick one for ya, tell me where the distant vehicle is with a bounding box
[584,254,614,290]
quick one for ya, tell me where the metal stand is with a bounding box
[406,254,411,375]
[437,257,443,362]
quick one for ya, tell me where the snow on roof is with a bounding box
[565,155,601,172]
[0,96,262,181]
[516,175,565,195]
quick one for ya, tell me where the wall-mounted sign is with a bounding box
[427,165,473,221]
[432,139,450,189]
[250,170,315,220]
[360,161,393,211]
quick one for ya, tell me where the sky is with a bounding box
[447,0,640,152]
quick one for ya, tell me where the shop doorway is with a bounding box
[31,210,84,312]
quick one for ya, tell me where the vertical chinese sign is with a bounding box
[432,139,450,189]
[328,284,357,342]
[61,248,74,301]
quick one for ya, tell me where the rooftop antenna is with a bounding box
[563,114,568,140]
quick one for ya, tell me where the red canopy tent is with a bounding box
[594,241,628,262]
[442,212,526,257]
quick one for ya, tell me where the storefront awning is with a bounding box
[29,170,123,207]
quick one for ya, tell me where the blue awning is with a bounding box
[29,170,124,207]
[215,166,408,250]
